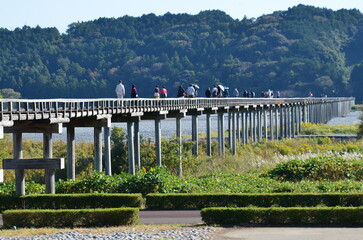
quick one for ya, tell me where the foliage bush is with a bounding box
[300,122,359,135]
[52,170,363,195]
[351,105,363,111]
[146,193,363,209]
[3,208,139,228]
[0,181,44,195]
[267,156,363,181]
[55,168,197,196]
[201,207,363,226]
[0,194,142,213]
[358,113,363,138]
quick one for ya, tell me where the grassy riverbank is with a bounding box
[300,122,359,135]
[0,134,362,195]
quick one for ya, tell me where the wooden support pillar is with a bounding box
[280,107,284,138]
[104,126,111,175]
[134,120,140,169]
[232,111,236,155]
[263,109,268,140]
[228,112,232,148]
[14,133,25,196]
[253,110,258,142]
[257,109,262,142]
[127,121,135,174]
[0,126,3,139]
[176,117,183,176]
[249,110,253,142]
[206,113,212,156]
[284,107,289,138]
[297,105,302,134]
[94,127,102,172]
[241,110,246,144]
[218,112,225,156]
[192,115,199,155]
[274,107,279,140]
[155,119,162,166]
[269,108,274,140]
[44,133,55,194]
[66,127,76,180]
[291,106,295,138]
[236,111,240,143]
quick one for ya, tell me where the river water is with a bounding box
[22,111,362,143]
[22,115,225,143]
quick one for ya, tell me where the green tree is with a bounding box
[110,127,128,174]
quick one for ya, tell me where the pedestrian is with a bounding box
[211,85,218,97]
[217,85,222,97]
[233,88,239,97]
[243,90,248,98]
[154,85,160,98]
[308,92,313,97]
[115,80,125,98]
[205,87,211,98]
[193,86,198,97]
[223,88,229,97]
[250,91,255,98]
[130,84,138,98]
[160,86,168,98]
[186,84,196,98]
[276,91,280,98]
[177,84,185,97]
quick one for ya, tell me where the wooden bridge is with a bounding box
[0,97,355,195]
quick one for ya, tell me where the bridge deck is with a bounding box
[0,97,353,123]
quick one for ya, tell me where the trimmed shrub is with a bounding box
[3,208,139,228]
[21,193,142,209]
[0,195,22,212]
[146,193,363,209]
[201,207,363,226]
[0,193,142,213]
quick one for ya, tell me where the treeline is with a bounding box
[0,4,363,100]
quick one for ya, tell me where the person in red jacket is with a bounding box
[160,86,168,98]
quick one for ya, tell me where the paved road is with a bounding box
[215,227,363,240]
[3,212,363,240]
[139,210,202,225]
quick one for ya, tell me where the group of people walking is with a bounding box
[116,80,280,99]
[153,85,168,98]
[204,85,238,98]
[115,80,169,99]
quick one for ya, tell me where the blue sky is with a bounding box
[1,0,362,33]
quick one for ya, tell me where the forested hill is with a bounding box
[1,4,363,100]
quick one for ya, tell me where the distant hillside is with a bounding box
[0,4,363,101]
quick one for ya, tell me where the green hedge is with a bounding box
[201,207,363,226]
[0,196,22,212]
[2,208,139,228]
[0,193,142,212]
[146,193,363,209]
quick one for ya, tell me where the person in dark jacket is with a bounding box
[205,87,211,98]
[131,85,138,98]
[177,84,185,97]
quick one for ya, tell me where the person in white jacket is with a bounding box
[115,80,125,98]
